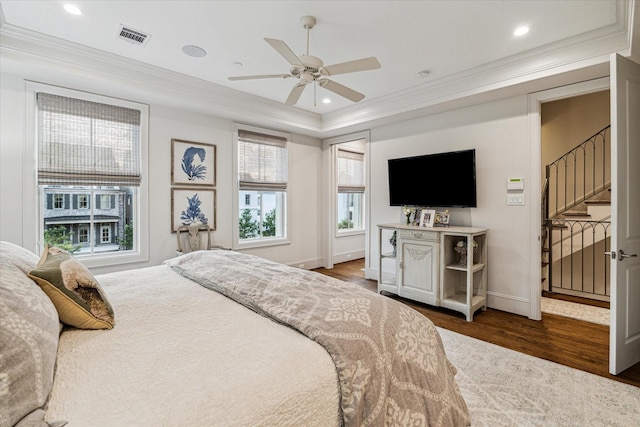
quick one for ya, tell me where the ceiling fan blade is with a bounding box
[264,38,304,67]
[319,79,365,103]
[285,84,306,106]
[228,74,291,81]
[321,57,381,76]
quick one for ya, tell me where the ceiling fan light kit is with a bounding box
[228,15,380,107]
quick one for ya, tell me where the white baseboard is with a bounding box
[486,291,530,317]
[287,257,323,270]
[332,249,365,265]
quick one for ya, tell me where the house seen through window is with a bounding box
[237,128,288,242]
[37,91,141,256]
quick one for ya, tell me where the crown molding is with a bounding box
[322,3,633,133]
[0,0,635,138]
[0,23,324,136]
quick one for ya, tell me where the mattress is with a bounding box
[45,265,340,426]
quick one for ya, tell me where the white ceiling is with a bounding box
[0,0,636,135]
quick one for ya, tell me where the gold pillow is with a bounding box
[29,246,115,329]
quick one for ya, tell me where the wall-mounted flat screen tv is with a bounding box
[388,149,477,207]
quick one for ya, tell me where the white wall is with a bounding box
[0,64,323,274]
[367,96,533,316]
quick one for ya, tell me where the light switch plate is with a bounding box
[507,193,525,206]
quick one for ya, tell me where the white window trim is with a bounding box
[322,131,371,270]
[25,81,149,268]
[233,123,290,250]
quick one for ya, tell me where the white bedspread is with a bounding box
[45,265,340,426]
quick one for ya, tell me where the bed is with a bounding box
[0,241,470,427]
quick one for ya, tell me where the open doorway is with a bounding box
[539,90,612,322]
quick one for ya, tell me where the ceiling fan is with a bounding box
[228,16,381,106]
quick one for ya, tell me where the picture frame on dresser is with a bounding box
[171,139,216,187]
[412,208,422,226]
[420,209,436,227]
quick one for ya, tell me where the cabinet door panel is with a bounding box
[398,240,439,304]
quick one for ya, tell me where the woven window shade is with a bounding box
[238,129,288,191]
[337,149,364,193]
[37,93,142,186]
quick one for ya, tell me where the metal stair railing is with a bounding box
[541,125,611,299]
[545,125,611,218]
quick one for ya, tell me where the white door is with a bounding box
[609,53,640,375]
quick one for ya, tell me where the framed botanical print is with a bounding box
[171,188,216,232]
[171,139,216,187]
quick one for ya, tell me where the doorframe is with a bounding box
[321,130,371,270]
[527,77,610,320]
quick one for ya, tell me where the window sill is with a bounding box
[336,229,365,238]
[234,237,291,250]
[75,250,149,269]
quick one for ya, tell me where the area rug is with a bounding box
[541,297,610,326]
[437,327,639,426]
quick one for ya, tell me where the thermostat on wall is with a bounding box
[507,177,524,191]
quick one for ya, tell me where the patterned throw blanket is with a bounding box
[165,251,470,426]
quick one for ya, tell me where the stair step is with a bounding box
[541,261,549,267]
[585,200,611,205]
[563,211,591,217]
[548,224,569,230]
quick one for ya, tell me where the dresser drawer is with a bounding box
[398,229,439,242]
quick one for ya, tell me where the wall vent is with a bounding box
[116,24,151,47]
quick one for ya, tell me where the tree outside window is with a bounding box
[237,128,288,242]
[33,84,147,264]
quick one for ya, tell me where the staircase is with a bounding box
[541,126,611,301]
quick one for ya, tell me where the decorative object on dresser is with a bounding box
[419,209,436,227]
[378,224,488,321]
[434,210,450,226]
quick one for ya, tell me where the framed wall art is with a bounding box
[171,188,216,233]
[171,139,216,187]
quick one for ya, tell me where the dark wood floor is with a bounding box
[313,258,640,388]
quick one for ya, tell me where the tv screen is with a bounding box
[388,149,477,207]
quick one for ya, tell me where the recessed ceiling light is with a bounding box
[514,26,530,37]
[64,4,82,15]
[182,45,207,58]
[417,70,430,78]
[322,98,331,104]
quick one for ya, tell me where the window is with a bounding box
[37,90,144,259]
[78,194,89,209]
[53,194,64,209]
[237,127,288,243]
[101,224,111,243]
[78,226,89,244]
[337,148,365,232]
[99,194,112,209]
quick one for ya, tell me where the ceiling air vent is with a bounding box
[116,24,151,47]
